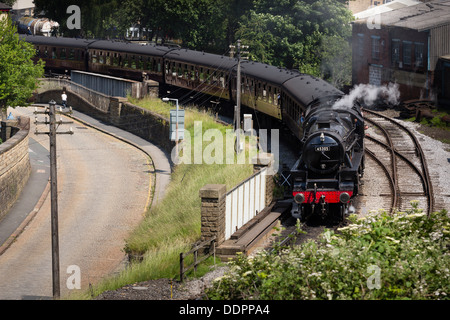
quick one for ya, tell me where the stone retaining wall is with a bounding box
[36,79,175,155]
[0,117,31,220]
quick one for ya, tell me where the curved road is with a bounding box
[0,107,151,299]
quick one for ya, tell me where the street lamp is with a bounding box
[162,97,179,161]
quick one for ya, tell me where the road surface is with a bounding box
[0,106,151,299]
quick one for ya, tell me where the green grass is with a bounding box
[72,97,254,299]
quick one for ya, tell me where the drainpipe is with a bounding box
[427,31,431,98]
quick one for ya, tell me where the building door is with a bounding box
[369,65,382,86]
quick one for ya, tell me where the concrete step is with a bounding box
[230,203,275,240]
[216,205,286,260]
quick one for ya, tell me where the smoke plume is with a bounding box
[333,83,400,109]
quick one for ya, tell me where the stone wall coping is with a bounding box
[199,184,227,199]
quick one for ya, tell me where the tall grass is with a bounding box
[78,97,254,298]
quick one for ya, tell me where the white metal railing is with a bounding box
[224,167,267,240]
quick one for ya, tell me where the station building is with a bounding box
[351,0,450,105]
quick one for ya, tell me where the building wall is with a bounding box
[348,0,387,14]
[430,24,450,71]
[12,0,34,16]
[352,21,432,101]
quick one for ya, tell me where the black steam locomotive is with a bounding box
[290,97,365,221]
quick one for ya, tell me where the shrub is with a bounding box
[206,202,449,300]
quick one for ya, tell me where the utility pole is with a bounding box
[230,40,249,154]
[34,100,74,299]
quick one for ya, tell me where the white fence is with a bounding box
[224,168,267,240]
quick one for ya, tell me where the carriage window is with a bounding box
[191,65,196,80]
[52,48,57,59]
[220,72,225,88]
[106,52,111,65]
[184,64,189,79]
[69,49,75,60]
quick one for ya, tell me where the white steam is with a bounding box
[333,83,400,109]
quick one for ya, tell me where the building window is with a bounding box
[415,42,424,67]
[357,34,364,57]
[403,41,412,65]
[371,36,380,60]
[391,39,400,65]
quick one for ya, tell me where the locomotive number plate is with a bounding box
[315,146,330,152]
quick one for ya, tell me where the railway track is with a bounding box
[268,108,437,251]
[363,108,434,217]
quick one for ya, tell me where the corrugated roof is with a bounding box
[354,0,421,20]
[354,0,450,31]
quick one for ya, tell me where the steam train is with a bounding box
[290,99,365,221]
[23,34,365,221]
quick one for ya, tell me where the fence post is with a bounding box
[199,184,227,246]
[252,153,275,207]
[180,252,184,282]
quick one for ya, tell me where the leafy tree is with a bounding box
[320,35,352,88]
[0,17,45,120]
[236,0,353,85]
[1,0,16,6]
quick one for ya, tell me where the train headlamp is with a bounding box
[294,193,305,204]
[339,192,350,203]
[320,133,325,142]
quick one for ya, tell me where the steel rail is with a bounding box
[365,148,398,213]
[363,108,434,216]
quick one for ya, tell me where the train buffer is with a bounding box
[216,201,292,261]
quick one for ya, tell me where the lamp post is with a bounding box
[163,97,179,161]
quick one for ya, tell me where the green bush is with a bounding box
[206,202,449,300]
